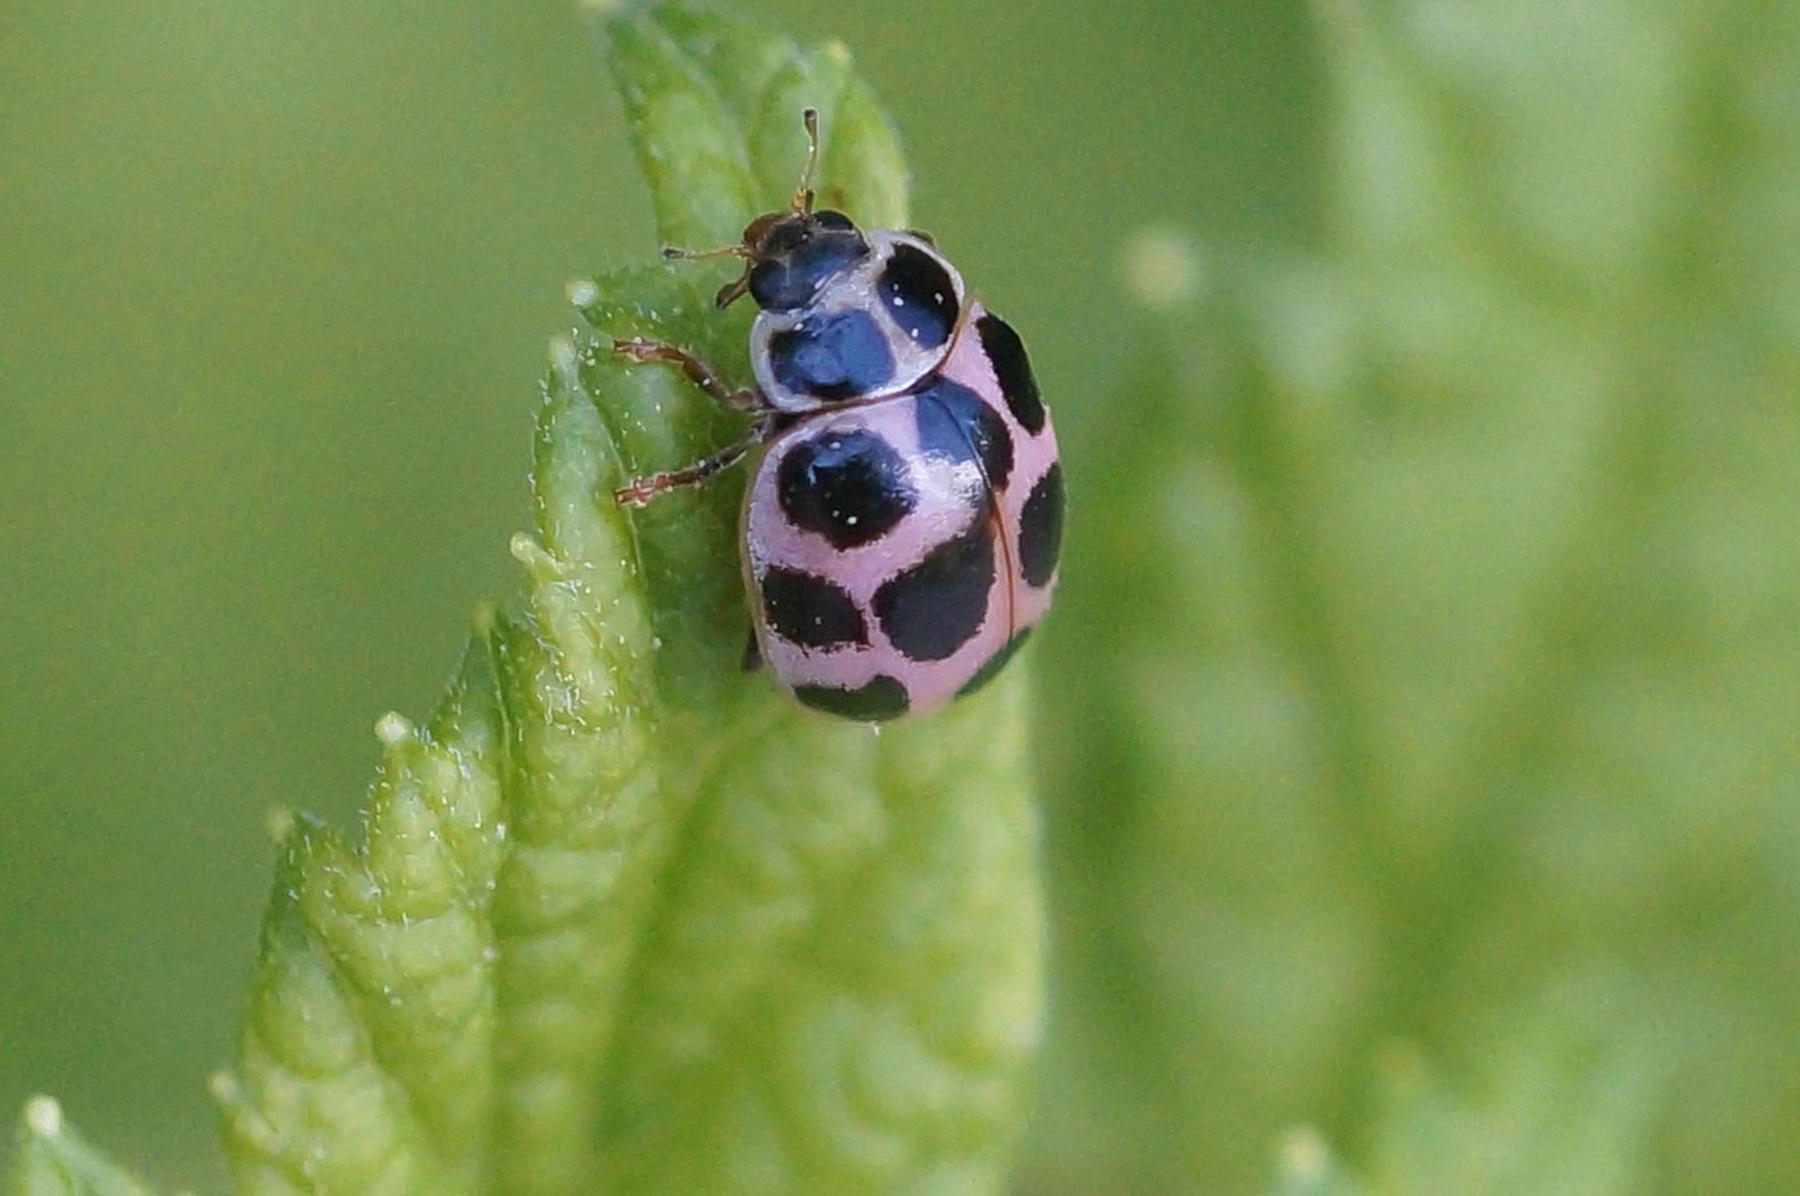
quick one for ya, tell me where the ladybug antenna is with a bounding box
[791,107,821,216]
[658,239,756,308]
[663,108,823,308]
[660,243,749,263]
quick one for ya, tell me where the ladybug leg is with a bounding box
[612,336,762,412]
[613,430,762,507]
[610,335,774,505]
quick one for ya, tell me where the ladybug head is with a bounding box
[732,208,869,312]
[670,108,870,312]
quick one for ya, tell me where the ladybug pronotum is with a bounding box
[614,110,1062,721]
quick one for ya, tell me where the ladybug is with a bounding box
[613,109,1062,721]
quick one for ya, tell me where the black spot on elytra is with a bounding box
[956,628,1032,699]
[793,675,911,721]
[768,310,895,401]
[976,313,1044,435]
[913,377,1014,492]
[877,243,959,349]
[760,567,868,650]
[873,519,996,662]
[1018,463,1063,589]
[776,429,917,549]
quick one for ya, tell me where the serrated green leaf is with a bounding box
[8,1101,156,1196]
[212,5,1043,1196]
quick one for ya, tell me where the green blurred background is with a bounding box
[9,0,1800,1193]
[1,1,1309,1188]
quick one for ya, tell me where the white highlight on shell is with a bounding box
[1121,224,1203,311]
[567,278,600,308]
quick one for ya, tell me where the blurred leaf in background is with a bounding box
[10,0,1800,1194]
[1027,1,1800,1194]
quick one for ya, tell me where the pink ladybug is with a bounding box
[615,110,1062,721]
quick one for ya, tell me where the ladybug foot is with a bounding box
[613,433,759,507]
[611,336,760,411]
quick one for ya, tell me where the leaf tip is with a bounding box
[262,805,296,846]
[548,334,583,387]
[567,277,601,310]
[1275,1124,1335,1185]
[21,1095,63,1140]
[1120,223,1206,311]
[510,531,550,568]
[204,1071,239,1111]
[373,710,415,748]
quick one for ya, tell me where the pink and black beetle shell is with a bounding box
[742,299,1062,721]
[616,129,1063,722]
